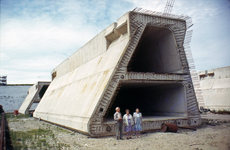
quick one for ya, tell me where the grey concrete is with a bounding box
[19,81,50,114]
[34,10,200,136]
[199,66,230,111]
[128,26,182,73]
[106,82,186,118]
[201,114,230,121]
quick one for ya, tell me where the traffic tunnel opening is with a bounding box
[104,82,187,121]
[127,26,182,73]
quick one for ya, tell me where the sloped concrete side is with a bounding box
[19,82,50,114]
[19,84,38,114]
[34,31,130,133]
[52,13,129,79]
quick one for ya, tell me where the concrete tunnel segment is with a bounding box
[34,10,201,136]
[19,82,50,114]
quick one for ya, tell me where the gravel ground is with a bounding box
[8,118,230,150]
[8,117,230,150]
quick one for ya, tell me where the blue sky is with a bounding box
[1,0,230,84]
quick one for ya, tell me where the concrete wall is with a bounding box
[34,13,130,133]
[19,82,50,114]
[128,26,182,73]
[106,82,186,117]
[199,66,230,111]
[18,84,37,114]
[34,10,200,136]
[52,13,129,79]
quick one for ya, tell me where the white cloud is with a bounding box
[1,0,131,84]
[1,0,230,83]
[123,0,166,12]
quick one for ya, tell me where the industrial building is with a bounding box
[33,8,201,136]
[0,76,7,85]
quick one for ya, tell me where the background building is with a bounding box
[199,66,230,112]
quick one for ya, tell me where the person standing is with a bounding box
[123,109,134,139]
[133,108,142,138]
[114,107,123,140]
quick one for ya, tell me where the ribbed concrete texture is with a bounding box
[199,66,230,111]
[19,82,50,114]
[34,9,201,136]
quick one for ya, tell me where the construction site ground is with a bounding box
[7,113,230,150]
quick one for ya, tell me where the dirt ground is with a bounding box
[8,116,230,150]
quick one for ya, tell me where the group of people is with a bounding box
[114,107,142,140]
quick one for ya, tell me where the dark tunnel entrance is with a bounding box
[104,82,187,121]
[39,85,49,99]
[127,26,183,73]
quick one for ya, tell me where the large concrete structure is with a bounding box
[34,8,201,136]
[199,66,230,111]
[19,81,50,114]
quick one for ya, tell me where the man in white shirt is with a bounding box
[114,107,123,140]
